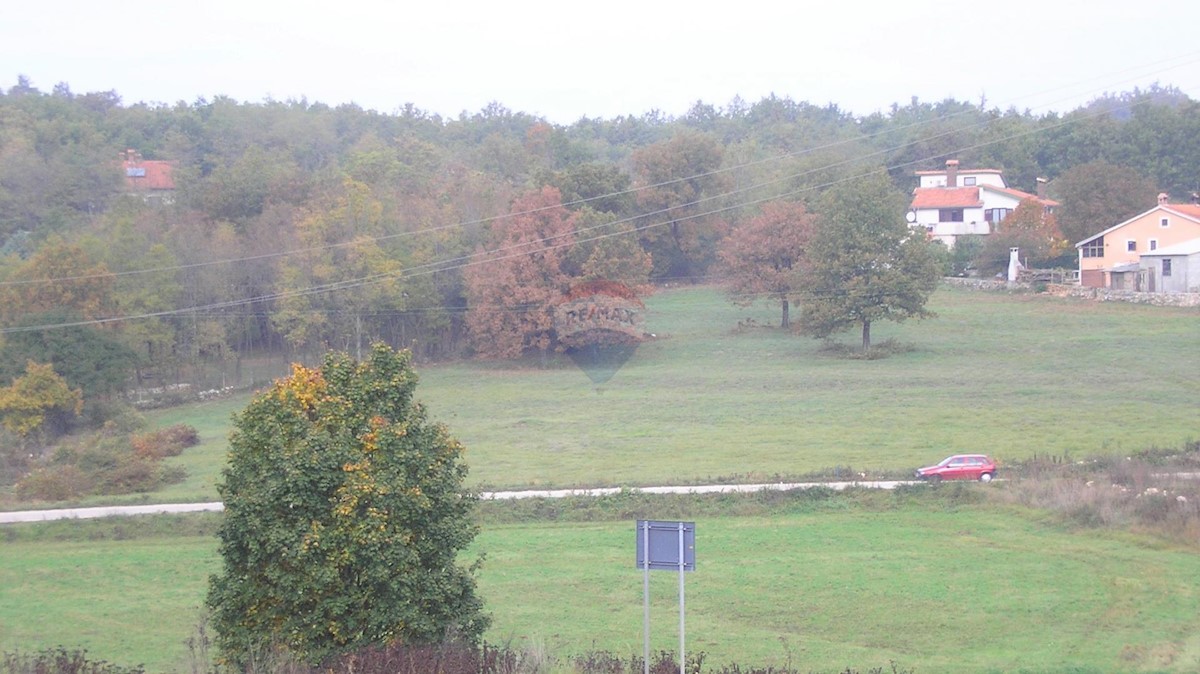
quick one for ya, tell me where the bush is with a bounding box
[988,444,1200,544]
[131,424,200,459]
[92,456,165,495]
[14,465,93,501]
[0,647,145,674]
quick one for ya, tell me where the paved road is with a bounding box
[0,480,919,524]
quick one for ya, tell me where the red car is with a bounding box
[915,454,997,482]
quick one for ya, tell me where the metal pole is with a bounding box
[678,522,685,674]
[643,522,650,674]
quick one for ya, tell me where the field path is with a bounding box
[0,480,919,523]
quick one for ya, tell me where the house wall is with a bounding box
[1141,253,1200,293]
[914,205,988,248]
[1077,208,1200,283]
[977,189,1024,211]
[918,171,1006,189]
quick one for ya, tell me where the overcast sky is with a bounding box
[4,0,1198,124]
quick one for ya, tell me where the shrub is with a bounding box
[130,424,199,459]
[988,444,1200,544]
[14,465,92,501]
[0,647,145,674]
[93,456,165,495]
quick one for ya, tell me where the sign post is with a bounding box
[636,520,695,674]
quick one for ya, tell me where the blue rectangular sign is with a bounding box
[636,520,695,571]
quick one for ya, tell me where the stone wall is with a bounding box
[941,278,1200,307]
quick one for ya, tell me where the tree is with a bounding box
[0,236,115,325]
[1051,160,1156,243]
[630,131,731,280]
[0,308,137,402]
[569,207,653,292]
[207,343,488,666]
[976,199,1072,275]
[0,361,82,442]
[273,178,406,360]
[718,200,815,327]
[464,186,575,359]
[541,162,633,216]
[797,174,941,352]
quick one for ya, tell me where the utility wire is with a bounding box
[1,73,1197,333]
[4,51,1196,288]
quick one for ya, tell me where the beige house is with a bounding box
[1075,194,1200,288]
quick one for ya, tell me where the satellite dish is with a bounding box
[905,211,917,223]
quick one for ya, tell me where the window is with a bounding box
[1127,240,1137,252]
[1082,237,1104,258]
[985,208,1012,223]
[938,208,964,222]
[1163,259,1173,277]
[963,177,977,186]
[1161,217,1170,228]
[1150,239,1158,251]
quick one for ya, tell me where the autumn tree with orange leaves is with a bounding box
[977,198,1072,274]
[719,200,816,328]
[464,186,576,359]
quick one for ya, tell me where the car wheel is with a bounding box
[928,475,942,484]
[979,473,993,483]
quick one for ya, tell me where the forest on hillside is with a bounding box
[1,76,1197,408]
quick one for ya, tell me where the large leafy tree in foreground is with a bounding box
[207,344,488,666]
[797,174,941,352]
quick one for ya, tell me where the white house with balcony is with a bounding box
[908,160,1058,248]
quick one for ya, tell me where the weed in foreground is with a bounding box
[0,648,145,674]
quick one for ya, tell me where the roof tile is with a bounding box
[910,187,981,209]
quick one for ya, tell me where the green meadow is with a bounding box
[5,495,1200,673]
[137,284,1200,501]
[2,284,1199,672]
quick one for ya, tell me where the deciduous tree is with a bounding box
[0,361,82,442]
[719,200,815,327]
[0,236,115,325]
[976,198,1072,274]
[797,174,941,352]
[630,132,731,280]
[273,179,405,360]
[1051,160,1156,243]
[464,186,575,359]
[207,343,488,666]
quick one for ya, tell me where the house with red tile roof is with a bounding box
[1074,194,1200,290]
[908,160,1058,248]
[120,149,176,204]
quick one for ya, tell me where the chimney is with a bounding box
[945,159,959,187]
[1036,177,1047,200]
[1157,192,1169,205]
[1191,192,1199,205]
[1007,247,1022,284]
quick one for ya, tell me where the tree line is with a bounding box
[0,76,1195,435]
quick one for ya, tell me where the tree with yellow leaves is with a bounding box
[207,343,487,666]
[0,361,83,442]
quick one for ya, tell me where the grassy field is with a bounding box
[3,284,1199,672]
[3,494,1200,673]
[127,283,1200,502]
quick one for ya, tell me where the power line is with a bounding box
[1,73,1197,333]
[3,51,1196,288]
